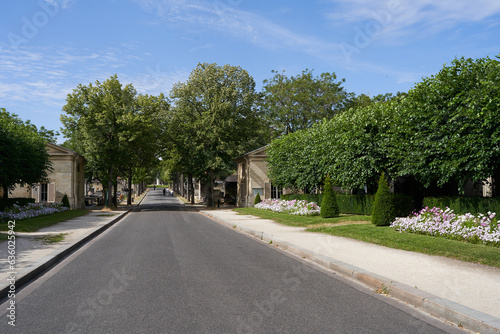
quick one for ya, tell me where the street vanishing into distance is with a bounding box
[0,192,463,333]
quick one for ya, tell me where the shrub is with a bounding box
[0,198,36,212]
[62,194,70,208]
[254,192,262,205]
[321,176,339,218]
[372,173,397,226]
[423,196,500,215]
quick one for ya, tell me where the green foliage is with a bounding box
[61,194,70,208]
[268,56,500,200]
[0,109,53,198]
[254,192,262,205]
[423,197,500,215]
[267,125,326,191]
[372,174,397,226]
[386,56,500,191]
[168,63,268,206]
[261,69,351,134]
[0,198,35,212]
[61,75,168,207]
[320,176,339,218]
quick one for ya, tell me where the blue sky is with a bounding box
[1,0,500,142]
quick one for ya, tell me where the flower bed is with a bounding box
[391,207,500,246]
[0,202,69,221]
[254,199,321,216]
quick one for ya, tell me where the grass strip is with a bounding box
[34,233,68,244]
[233,207,370,227]
[0,209,89,232]
[233,207,500,268]
[309,224,500,268]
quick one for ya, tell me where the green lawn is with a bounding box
[234,207,371,227]
[0,209,89,233]
[233,208,500,268]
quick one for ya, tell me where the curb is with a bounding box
[201,211,500,334]
[0,209,131,302]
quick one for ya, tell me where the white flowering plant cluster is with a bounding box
[391,207,500,246]
[254,199,321,216]
[0,202,69,221]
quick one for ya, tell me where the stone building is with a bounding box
[7,143,86,209]
[235,146,285,207]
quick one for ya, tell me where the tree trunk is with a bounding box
[188,173,194,204]
[207,171,214,207]
[113,178,118,207]
[127,168,133,206]
[107,166,114,209]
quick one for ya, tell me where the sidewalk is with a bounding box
[200,209,500,334]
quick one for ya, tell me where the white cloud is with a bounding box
[0,45,189,111]
[132,0,344,62]
[325,0,500,42]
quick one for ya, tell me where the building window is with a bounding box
[252,188,263,197]
[40,183,48,202]
[271,184,282,199]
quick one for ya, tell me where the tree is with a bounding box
[0,109,52,199]
[169,62,267,206]
[120,93,170,205]
[260,69,351,134]
[386,56,500,192]
[254,192,262,205]
[320,175,339,218]
[267,124,326,192]
[372,173,396,226]
[61,75,137,208]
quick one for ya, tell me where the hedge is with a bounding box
[0,198,36,211]
[283,193,413,216]
[423,196,500,215]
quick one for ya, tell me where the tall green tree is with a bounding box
[386,56,500,192]
[260,69,351,134]
[0,109,52,199]
[120,93,170,205]
[169,62,266,206]
[61,75,137,208]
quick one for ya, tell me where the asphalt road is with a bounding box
[0,191,463,333]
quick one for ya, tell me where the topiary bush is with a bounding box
[372,173,397,226]
[254,192,262,205]
[320,175,340,218]
[62,194,71,209]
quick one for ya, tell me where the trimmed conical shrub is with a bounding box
[62,194,70,209]
[254,192,262,205]
[321,175,340,218]
[372,173,396,226]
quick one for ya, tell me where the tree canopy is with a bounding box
[0,109,52,199]
[267,55,500,196]
[260,69,351,135]
[167,62,268,205]
[61,75,168,207]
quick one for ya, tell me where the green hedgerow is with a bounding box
[320,175,340,218]
[372,173,397,226]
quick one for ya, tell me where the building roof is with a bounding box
[234,145,268,162]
